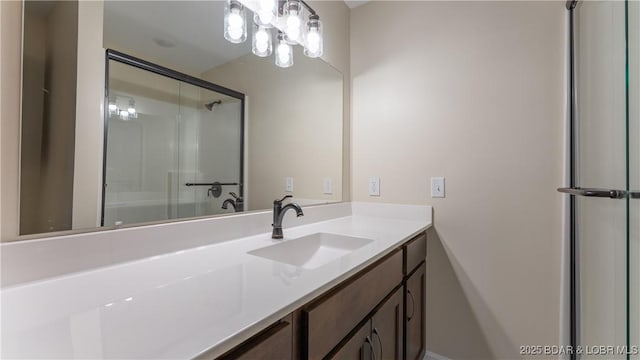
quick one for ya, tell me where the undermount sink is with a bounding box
[247,233,374,269]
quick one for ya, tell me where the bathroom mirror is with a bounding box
[18,0,343,237]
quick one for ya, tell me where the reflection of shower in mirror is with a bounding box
[204,100,222,111]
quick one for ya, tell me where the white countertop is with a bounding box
[1,205,431,359]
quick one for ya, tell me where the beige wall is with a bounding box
[309,0,351,202]
[202,0,350,211]
[202,48,344,210]
[72,0,105,230]
[350,2,565,359]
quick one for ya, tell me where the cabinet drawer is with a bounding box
[217,315,292,360]
[303,249,403,360]
[403,233,426,275]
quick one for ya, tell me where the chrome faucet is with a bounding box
[272,195,304,239]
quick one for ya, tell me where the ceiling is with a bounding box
[103,1,368,75]
[343,0,370,9]
[103,1,252,75]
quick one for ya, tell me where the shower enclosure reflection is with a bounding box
[103,53,243,226]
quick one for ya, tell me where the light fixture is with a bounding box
[304,14,323,58]
[108,100,118,116]
[127,98,137,116]
[224,0,247,44]
[283,0,303,44]
[221,0,324,69]
[252,24,273,57]
[254,0,275,27]
[109,96,138,120]
[275,31,293,68]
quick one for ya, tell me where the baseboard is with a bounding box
[425,350,453,360]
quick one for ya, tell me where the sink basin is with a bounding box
[248,233,374,269]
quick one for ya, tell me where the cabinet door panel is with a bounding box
[329,320,371,360]
[372,287,403,360]
[405,264,426,360]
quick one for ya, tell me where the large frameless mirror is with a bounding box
[16,0,343,238]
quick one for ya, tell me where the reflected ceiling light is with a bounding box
[127,99,137,116]
[108,100,118,116]
[224,0,247,44]
[222,0,324,68]
[110,96,138,120]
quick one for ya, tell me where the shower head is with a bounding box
[205,100,222,111]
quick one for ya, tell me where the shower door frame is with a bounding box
[563,1,633,359]
[101,49,246,226]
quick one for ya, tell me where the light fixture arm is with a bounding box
[277,0,316,16]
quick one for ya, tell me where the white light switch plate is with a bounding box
[323,178,333,195]
[431,177,445,198]
[285,177,294,192]
[369,177,380,196]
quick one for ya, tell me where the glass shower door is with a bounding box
[103,52,245,227]
[560,1,638,359]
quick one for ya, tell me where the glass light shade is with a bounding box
[304,15,323,58]
[283,0,303,44]
[252,25,272,57]
[127,99,136,115]
[224,0,247,44]
[275,32,293,68]
[119,109,129,120]
[108,100,118,116]
[253,0,276,27]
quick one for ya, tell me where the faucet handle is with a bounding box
[229,192,239,199]
[275,194,293,204]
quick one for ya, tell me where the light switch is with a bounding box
[369,177,380,196]
[323,178,333,195]
[431,177,445,198]
[285,177,294,192]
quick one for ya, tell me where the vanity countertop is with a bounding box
[1,205,431,359]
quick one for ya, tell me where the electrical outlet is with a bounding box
[323,178,333,195]
[431,177,445,198]
[285,177,294,192]
[369,177,380,196]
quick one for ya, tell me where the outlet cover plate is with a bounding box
[369,177,380,196]
[323,178,333,195]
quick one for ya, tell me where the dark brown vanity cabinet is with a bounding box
[303,249,403,359]
[213,231,427,360]
[328,286,404,360]
[403,234,427,360]
[405,264,426,360]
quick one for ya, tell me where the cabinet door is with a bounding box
[330,320,373,360]
[405,264,426,360]
[371,288,403,360]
